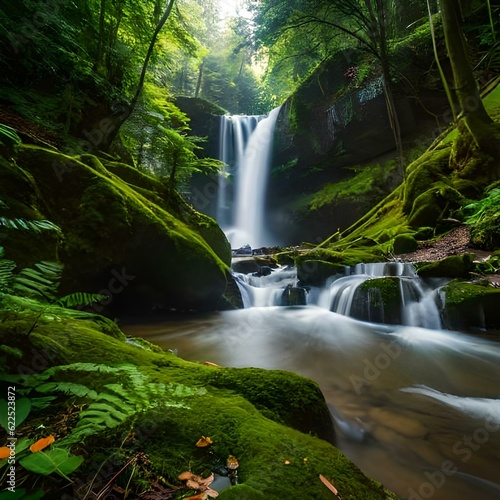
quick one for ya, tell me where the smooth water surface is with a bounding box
[124,307,500,500]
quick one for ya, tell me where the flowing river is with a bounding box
[124,109,500,499]
[123,304,500,499]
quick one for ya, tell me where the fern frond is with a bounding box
[0,217,61,234]
[36,382,98,399]
[55,292,108,308]
[0,259,16,293]
[12,261,63,302]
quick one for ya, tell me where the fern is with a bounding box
[12,261,63,302]
[0,217,61,234]
[23,363,200,445]
[55,292,108,308]
[0,258,16,294]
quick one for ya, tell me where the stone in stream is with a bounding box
[281,285,307,306]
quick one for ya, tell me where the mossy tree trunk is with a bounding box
[440,0,500,162]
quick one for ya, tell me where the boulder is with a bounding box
[0,145,233,312]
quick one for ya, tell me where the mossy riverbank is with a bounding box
[0,297,397,499]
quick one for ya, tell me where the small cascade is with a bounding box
[216,107,281,248]
[318,262,443,329]
[234,266,299,308]
[233,261,444,329]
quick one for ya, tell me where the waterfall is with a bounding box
[217,107,281,249]
[233,262,444,329]
[318,262,443,329]
[217,114,263,228]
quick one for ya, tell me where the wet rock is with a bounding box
[281,285,307,306]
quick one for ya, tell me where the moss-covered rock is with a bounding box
[416,254,475,278]
[296,258,346,286]
[442,281,500,330]
[350,277,402,324]
[0,302,396,499]
[392,233,418,254]
[0,146,233,312]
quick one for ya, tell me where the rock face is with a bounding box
[0,145,233,312]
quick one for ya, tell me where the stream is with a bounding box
[125,109,500,499]
[123,269,500,500]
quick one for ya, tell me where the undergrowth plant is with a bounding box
[0,217,107,334]
[6,363,203,446]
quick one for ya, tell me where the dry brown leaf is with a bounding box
[226,455,239,470]
[319,474,339,495]
[203,361,220,367]
[178,471,194,481]
[196,436,214,447]
[206,488,219,498]
[186,479,202,490]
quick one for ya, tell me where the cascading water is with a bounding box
[216,107,281,248]
[233,262,444,329]
[217,114,263,229]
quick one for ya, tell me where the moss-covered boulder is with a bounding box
[0,146,233,312]
[0,300,396,499]
[441,281,500,330]
[350,277,402,324]
[416,254,475,278]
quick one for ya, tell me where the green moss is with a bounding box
[308,162,397,212]
[201,367,334,442]
[442,280,500,330]
[416,254,475,278]
[2,145,232,311]
[392,234,418,254]
[0,302,396,499]
[462,187,500,249]
[403,147,451,215]
[352,277,402,324]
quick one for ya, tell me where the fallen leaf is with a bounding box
[196,436,213,447]
[226,455,239,470]
[319,474,339,495]
[186,479,202,490]
[30,435,55,453]
[203,361,220,367]
[284,460,291,465]
[206,488,219,498]
[0,447,11,459]
[178,471,193,481]
[198,473,215,488]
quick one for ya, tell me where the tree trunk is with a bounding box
[99,0,176,151]
[440,0,497,154]
[94,0,106,72]
[364,0,405,179]
[194,61,204,98]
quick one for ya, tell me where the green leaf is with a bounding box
[0,397,32,431]
[0,437,33,470]
[0,488,44,499]
[36,382,98,399]
[19,448,83,479]
[55,292,108,308]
